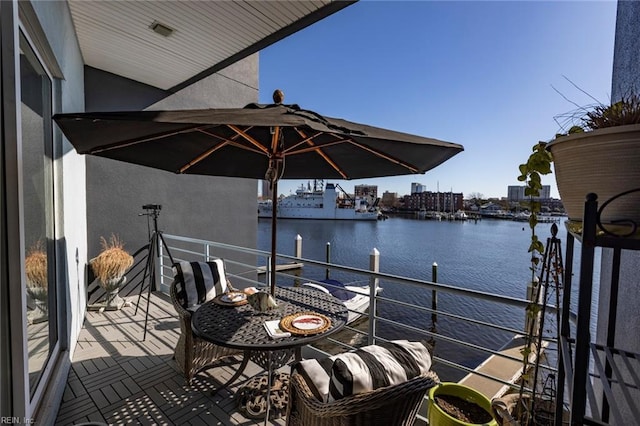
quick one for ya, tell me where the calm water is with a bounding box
[257,215,599,379]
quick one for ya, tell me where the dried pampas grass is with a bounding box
[90,234,134,283]
[25,241,47,288]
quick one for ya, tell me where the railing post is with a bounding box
[266,255,272,289]
[292,234,303,287]
[294,234,302,258]
[205,242,210,261]
[368,248,379,345]
[432,262,438,324]
[158,239,165,291]
[325,242,331,279]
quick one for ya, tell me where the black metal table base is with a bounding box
[237,372,290,420]
[209,356,249,395]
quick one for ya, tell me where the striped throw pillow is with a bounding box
[173,260,228,310]
[295,340,432,402]
[328,340,432,401]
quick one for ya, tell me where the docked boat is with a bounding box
[302,279,382,324]
[453,210,468,220]
[258,180,379,220]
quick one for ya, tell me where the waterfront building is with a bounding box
[380,191,400,209]
[507,185,564,213]
[507,185,525,201]
[507,185,551,201]
[403,191,464,212]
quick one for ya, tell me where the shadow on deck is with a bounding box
[55,291,285,425]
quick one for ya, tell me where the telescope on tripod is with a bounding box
[137,203,174,340]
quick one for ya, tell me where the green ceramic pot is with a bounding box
[428,382,498,426]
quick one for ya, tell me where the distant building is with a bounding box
[354,184,378,199]
[507,185,550,201]
[403,191,464,212]
[380,191,400,208]
[507,185,525,201]
[411,182,427,194]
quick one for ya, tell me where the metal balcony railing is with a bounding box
[156,233,561,405]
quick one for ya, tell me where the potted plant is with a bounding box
[547,93,640,230]
[89,234,134,310]
[25,241,48,320]
[428,382,498,426]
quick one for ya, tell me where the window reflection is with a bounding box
[20,33,56,397]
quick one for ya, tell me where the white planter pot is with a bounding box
[26,286,48,317]
[100,276,126,309]
[547,124,640,231]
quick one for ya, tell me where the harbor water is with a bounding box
[257,215,599,380]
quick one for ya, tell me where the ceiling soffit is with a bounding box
[68,1,355,92]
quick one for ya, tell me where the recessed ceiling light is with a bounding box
[149,21,174,37]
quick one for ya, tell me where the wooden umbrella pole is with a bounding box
[267,100,283,297]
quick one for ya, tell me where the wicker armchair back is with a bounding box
[169,280,242,383]
[286,369,439,426]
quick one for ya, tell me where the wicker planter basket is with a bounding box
[547,124,640,229]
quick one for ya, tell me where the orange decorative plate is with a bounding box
[280,312,331,336]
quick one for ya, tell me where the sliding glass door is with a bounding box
[20,30,58,399]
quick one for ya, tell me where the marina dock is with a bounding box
[458,335,548,399]
[256,261,304,274]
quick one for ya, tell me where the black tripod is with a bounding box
[135,204,174,340]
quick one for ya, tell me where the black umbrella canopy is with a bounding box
[53,91,463,295]
[53,98,463,181]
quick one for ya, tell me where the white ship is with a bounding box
[258,180,379,220]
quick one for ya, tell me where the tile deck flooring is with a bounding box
[55,291,286,426]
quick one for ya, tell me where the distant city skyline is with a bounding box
[259,1,616,199]
[259,180,555,201]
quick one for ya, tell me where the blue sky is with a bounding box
[259,0,617,199]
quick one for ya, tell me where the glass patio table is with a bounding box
[191,285,348,421]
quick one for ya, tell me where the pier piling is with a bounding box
[432,262,438,324]
[294,234,302,258]
[369,248,380,345]
[325,242,331,279]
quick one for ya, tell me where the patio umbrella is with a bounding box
[53,90,463,296]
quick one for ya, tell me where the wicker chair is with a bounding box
[170,279,243,383]
[286,369,440,426]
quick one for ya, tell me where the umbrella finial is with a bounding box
[273,89,284,104]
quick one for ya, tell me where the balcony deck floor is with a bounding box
[55,291,286,426]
